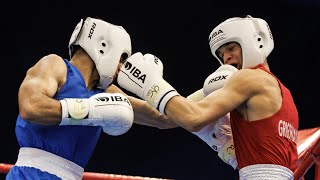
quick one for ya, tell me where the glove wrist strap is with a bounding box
[144,79,179,114]
[158,90,180,115]
[60,99,69,119]
[59,98,89,125]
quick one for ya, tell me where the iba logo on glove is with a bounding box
[94,95,131,106]
[123,61,146,84]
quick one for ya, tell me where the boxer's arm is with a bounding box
[116,52,244,131]
[106,84,179,129]
[18,54,67,125]
[131,98,179,129]
[165,71,254,132]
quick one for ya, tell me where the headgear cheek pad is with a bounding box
[208,15,274,69]
[68,17,132,89]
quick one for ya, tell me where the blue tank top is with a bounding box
[15,59,104,168]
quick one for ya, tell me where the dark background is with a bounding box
[2,0,319,179]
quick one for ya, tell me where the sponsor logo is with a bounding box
[208,75,228,84]
[95,95,131,106]
[266,24,273,40]
[209,29,223,41]
[88,22,96,39]
[153,55,159,64]
[147,84,160,99]
[226,144,235,155]
[123,61,146,83]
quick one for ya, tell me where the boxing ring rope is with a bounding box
[294,127,320,180]
[0,163,169,180]
[0,127,319,180]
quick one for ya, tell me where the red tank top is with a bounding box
[230,64,299,172]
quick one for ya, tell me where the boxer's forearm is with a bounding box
[107,84,178,129]
[128,96,179,129]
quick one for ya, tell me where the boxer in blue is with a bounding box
[7,17,134,180]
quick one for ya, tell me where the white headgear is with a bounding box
[208,15,274,69]
[68,17,132,89]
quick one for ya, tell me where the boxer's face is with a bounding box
[217,42,242,69]
[113,54,128,81]
[114,61,122,81]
